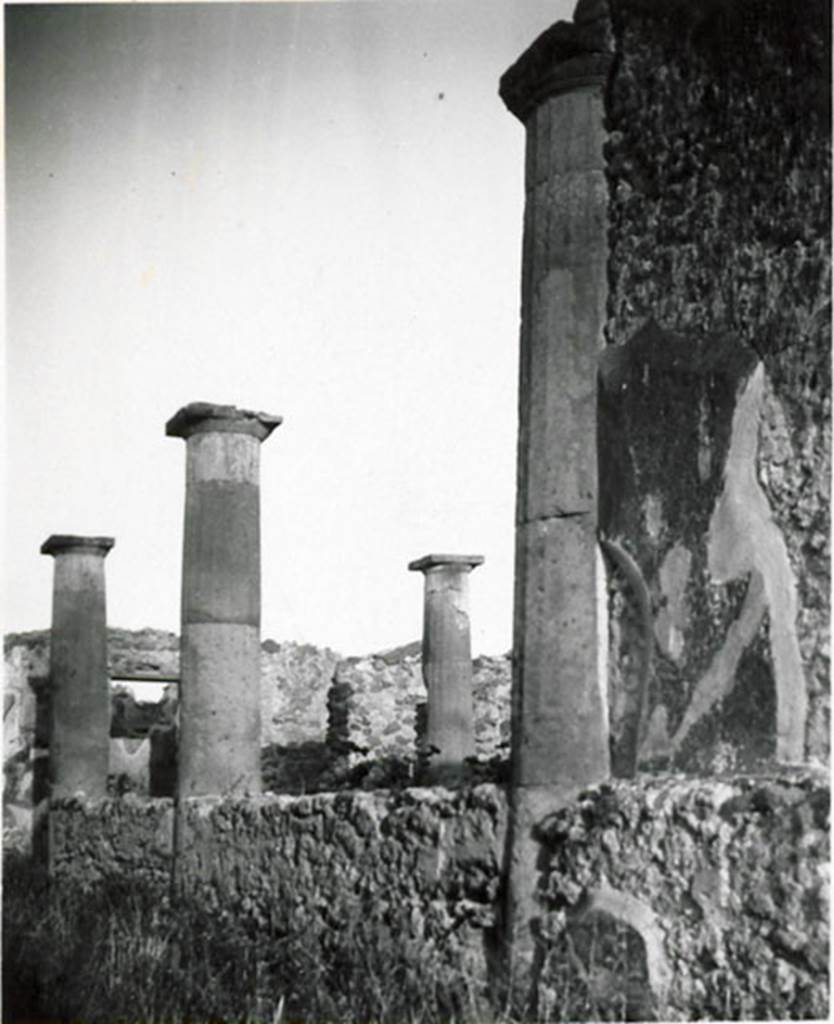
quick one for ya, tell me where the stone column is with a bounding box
[409,553,484,783]
[40,534,114,799]
[29,676,53,807]
[498,0,612,977]
[149,724,178,798]
[166,402,281,797]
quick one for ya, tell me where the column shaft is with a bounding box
[30,677,52,806]
[410,554,482,783]
[499,6,613,982]
[168,403,280,797]
[41,536,114,799]
[512,84,609,793]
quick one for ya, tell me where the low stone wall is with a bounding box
[50,793,174,888]
[48,786,507,991]
[537,770,830,1020]
[50,786,505,902]
[47,770,829,1020]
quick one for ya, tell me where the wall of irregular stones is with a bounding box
[538,770,829,1020]
[48,770,829,1020]
[600,0,830,773]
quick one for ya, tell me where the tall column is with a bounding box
[167,402,281,796]
[409,553,484,784]
[498,0,612,976]
[40,534,114,799]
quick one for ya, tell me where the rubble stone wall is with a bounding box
[48,770,829,1020]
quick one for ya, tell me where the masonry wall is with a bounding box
[599,0,831,773]
[48,770,829,1020]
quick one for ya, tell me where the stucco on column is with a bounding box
[40,534,114,799]
[409,554,483,783]
[167,402,281,797]
[499,0,612,978]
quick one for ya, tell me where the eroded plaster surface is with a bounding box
[673,364,808,763]
[653,543,691,663]
[579,881,672,1005]
[603,0,829,771]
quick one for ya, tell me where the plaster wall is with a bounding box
[599,0,830,773]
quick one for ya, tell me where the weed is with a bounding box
[3,847,655,1023]
[2,850,501,1024]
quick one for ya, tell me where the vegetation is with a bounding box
[3,845,652,1024]
[258,744,512,796]
[3,849,499,1024]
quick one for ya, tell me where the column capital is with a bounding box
[166,402,282,442]
[499,1,612,122]
[41,535,114,557]
[409,553,484,573]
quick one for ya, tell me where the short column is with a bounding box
[409,553,484,784]
[40,534,114,799]
[28,676,53,806]
[149,724,178,797]
[167,402,281,797]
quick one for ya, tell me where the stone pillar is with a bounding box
[149,724,178,798]
[29,676,53,806]
[166,402,281,797]
[409,553,484,783]
[498,0,612,978]
[29,675,53,863]
[40,534,114,799]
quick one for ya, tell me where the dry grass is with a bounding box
[2,850,503,1024]
[3,848,653,1024]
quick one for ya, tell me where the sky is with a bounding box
[5,0,575,658]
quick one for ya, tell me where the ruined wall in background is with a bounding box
[328,647,510,782]
[4,632,51,838]
[4,630,511,818]
[48,770,829,1020]
[600,0,830,772]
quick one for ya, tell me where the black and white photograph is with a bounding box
[3,1,830,1021]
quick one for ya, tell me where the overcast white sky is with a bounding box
[6,0,574,657]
